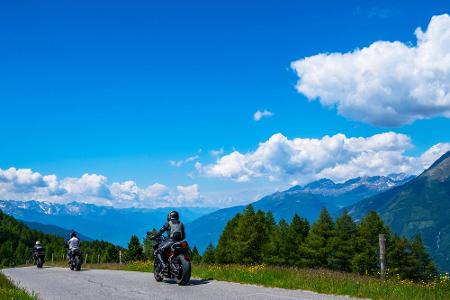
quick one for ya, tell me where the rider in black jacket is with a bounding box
[32,241,45,263]
[151,211,185,270]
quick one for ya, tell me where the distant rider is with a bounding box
[150,211,185,271]
[33,241,45,263]
[66,231,81,262]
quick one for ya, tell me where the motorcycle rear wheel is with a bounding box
[75,256,81,271]
[37,257,43,268]
[175,255,191,286]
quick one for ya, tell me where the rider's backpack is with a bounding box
[169,220,184,241]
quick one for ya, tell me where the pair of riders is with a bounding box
[32,231,80,265]
[150,210,186,272]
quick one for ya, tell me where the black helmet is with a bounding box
[167,211,179,221]
[70,231,77,238]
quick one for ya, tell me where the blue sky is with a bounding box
[1,1,450,207]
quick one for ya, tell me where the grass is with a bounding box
[22,261,450,300]
[0,272,38,300]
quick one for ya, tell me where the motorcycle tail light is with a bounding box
[180,241,188,248]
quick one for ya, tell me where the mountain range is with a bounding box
[186,174,413,252]
[348,151,450,272]
[0,200,215,246]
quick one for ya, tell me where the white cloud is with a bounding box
[253,109,273,121]
[176,184,201,205]
[169,155,199,167]
[291,14,450,127]
[0,168,47,193]
[197,132,450,183]
[0,169,203,208]
[61,174,111,199]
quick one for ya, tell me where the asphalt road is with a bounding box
[2,266,363,300]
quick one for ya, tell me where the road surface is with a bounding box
[2,267,363,300]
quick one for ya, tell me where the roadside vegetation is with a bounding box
[0,272,37,300]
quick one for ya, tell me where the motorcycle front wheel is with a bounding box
[153,260,164,282]
[175,255,191,286]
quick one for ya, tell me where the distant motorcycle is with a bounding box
[152,236,191,285]
[69,249,82,271]
[33,249,45,268]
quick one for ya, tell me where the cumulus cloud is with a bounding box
[176,184,201,205]
[253,110,273,121]
[197,132,450,183]
[0,169,203,208]
[291,14,450,127]
[0,168,47,193]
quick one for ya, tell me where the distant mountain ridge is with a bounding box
[187,174,413,252]
[0,200,215,246]
[347,151,450,272]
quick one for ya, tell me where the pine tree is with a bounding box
[263,219,289,265]
[299,208,334,268]
[327,210,357,271]
[202,243,216,264]
[286,214,309,266]
[105,244,119,263]
[352,211,389,275]
[126,235,143,262]
[387,234,413,279]
[190,246,201,263]
[215,213,241,264]
[245,210,272,263]
[409,234,437,280]
[234,205,257,263]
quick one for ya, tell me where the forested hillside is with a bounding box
[208,205,437,282]
[0,210,123,267]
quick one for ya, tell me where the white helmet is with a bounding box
[35,241,41,245]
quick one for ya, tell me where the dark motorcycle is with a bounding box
[69,249,82,271]
[152,236,191,285]
[33,248,45,268]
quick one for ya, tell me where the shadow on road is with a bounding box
[164,279,210,286]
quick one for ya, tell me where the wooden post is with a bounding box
[84,254,88,265]
[97,254,100,264]
[52,253,54,265]
[379,234,387,281]
[119,251,122,264]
